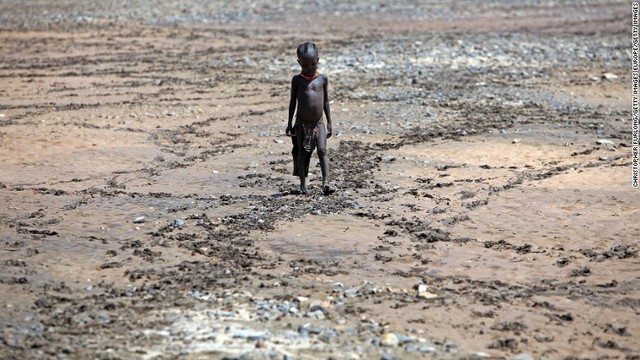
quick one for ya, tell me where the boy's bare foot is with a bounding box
[299,186,308,195]
[323,184,335,196]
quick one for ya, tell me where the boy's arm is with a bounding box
[323,75,332,138]
[287,77,297,136]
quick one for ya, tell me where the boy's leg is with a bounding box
[296,130,308,194]
[315,124,333,194]
[291,135,300,177]
[316,123,328,184]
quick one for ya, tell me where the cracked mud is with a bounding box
[0,1,637,359]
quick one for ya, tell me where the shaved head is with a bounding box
[297,42,318,60]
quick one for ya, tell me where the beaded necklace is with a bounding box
[300,71,320,81]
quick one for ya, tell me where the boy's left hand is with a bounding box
[327,125,332,138]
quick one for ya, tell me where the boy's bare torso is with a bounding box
[294,74,326,124]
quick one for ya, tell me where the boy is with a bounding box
[286,42,333,195]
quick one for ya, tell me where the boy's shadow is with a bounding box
[271,187,335,198]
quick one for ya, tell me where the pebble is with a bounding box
[396,334,417,345]
[596,139,615,146]
[132,216,146,224]
[417,284,438,299]
[468,352,491,358]
[513,353,535,360]
[418,345,438,353]
[344,288,359,297]
[308,310,325,320]
[173,219,187,227]
[444,341,458,352]
[232,329,267,341]
[380,333,399,347]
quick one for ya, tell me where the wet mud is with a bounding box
[0,1,637,359]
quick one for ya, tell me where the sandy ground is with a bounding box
[0,1,638,359]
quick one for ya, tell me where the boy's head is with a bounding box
[297,42,318,60]
[296,42,319,76]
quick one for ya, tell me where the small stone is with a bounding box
[418,344,437,353]
[308,310,325,320]
[512,353,535,360]
[380,333,399,347]
[2,330,25,347]
[233,329,267,341]
[469,352,491,359]
[344,288,359,297]
[444,341,458,352]
[273,138,283,144]
[512,138,521,144]
[32,323,45,334]
[598,156,608,161]
[132,216,146,224]
[173,219,187,227]
[405,344,419,352]
[417,284,438,299]
[602,72,618,80]
[396,334,417,345]
[596,139,615,146]
[298,324,322,336]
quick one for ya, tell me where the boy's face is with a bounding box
[297,54,318,76]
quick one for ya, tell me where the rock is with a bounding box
[32,322,45,334]
[273,138,283,144]
[344,288,359,297]
[596,139,615,146]
[232,329,267,341]
[444,341,458,352]
[418,345,437,353]
[468,352,491,359]
[309,303,330,315]
[2,329,25,347]
[602,72,618,80]
[513,354,535,360]
[512,138,521,144]
[132,216,146,224]
[308,310,325,320]
[396,334,417,345]
[173,219,187,227]
[380,333,399,347]
[417,284,438,299]
[298,324,322,335]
